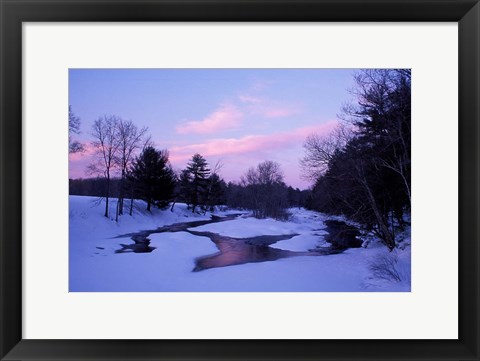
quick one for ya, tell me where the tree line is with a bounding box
[301,69,411,249]
[69,110,307,220]
[70,151,308,220]
[225,161,308,220]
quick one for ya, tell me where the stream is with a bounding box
[112,214,363,272]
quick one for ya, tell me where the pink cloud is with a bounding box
[238,95,262,104]
[169,120,338,162]
[176,85,300,137]
[239,93,300,118]
[68,142,95,161]
[176,104,243,134]
[69,143,102,179]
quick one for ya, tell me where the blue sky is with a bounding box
[69,68,356,189]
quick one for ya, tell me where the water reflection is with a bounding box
[110,214,363,271]
[115,235,156,254]
[189,231,301,271]
[323,220,363,249]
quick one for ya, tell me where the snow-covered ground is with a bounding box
[69,195,411,292]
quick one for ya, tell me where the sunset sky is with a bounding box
[69,69,356,189]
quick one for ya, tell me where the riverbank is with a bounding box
[69,195,411,292]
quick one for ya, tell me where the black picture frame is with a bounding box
[1,0,479,360]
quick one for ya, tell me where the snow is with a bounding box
[273,234,330,252]
[69,195,411,292]
[190,210,330,252]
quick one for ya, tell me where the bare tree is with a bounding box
[115,119,148,220]
[257,160,283,185]
[300,123,353,181]
[68,106,85,153]
[88,115,120,218]
[241,160,288,219]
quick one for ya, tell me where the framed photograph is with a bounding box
[1,0,479,360]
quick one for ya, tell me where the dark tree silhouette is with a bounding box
[129,146,176,211]
[182,154,211,213]
[305,69,411,250]
[114,119,148,220]
[205,173,227,212]
[239,160,289,219]
[68,106,85,154]
[88,115,120,218]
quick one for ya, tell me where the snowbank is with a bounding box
[69,196,411,292]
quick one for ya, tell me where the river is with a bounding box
[113,214,363,271]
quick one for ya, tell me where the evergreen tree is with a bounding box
[129,146,176,211]
[178,169,193,207]
[183,153,210,212]
[304,69,411,250]
[205,173,227,211]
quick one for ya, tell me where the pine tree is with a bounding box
[205,173,227,212]
[129,146,176,211]
[183,153,210,212]
[178,169,193,208]
[304,69,411,250]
